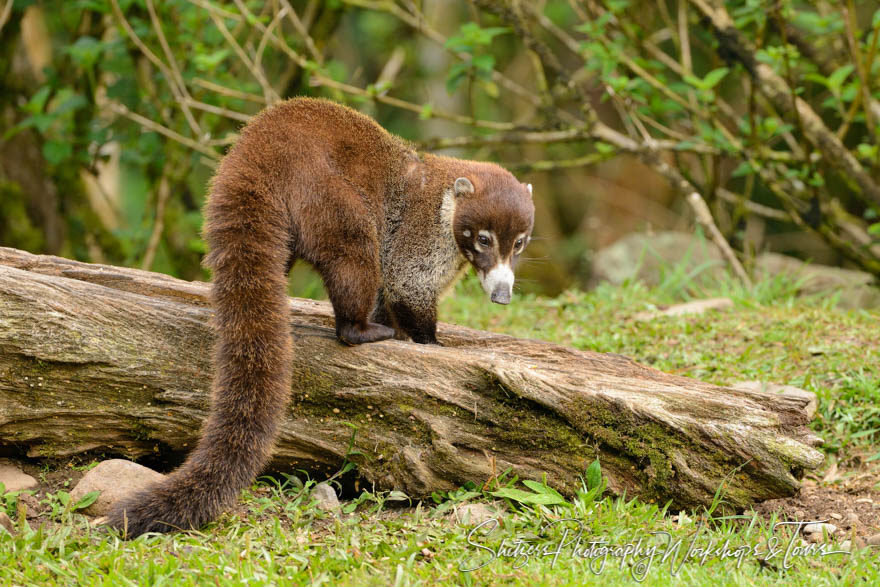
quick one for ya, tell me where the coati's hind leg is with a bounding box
[389,296,439,345]
[300,182,394,345]
[371,289,391,326]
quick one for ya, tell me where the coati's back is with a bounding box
[213,98,411,213]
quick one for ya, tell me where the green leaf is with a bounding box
[489,487,565,506]
[827,65,854,91]
[52,92,88,117]
[471,54,495,75]
[193,49,230,72]
[585,458,602,491]
[594,142,615,155]
[702,67,730,89]
[43,141,73,165]
[445,62,471,94]
[480,80,500,98]
[683,74,704,89]
[386,491,410,502]
[857,143,878,160]
[67,36,103,69]
[24,86,52,115]
[731,161,753,178]
[419,103,434,120]
[57,491,71,507]
[73,491,100,511]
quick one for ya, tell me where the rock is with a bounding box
[0,460,38,492]
[855,498,873,504]
[17,492,40,519]
[0,512,13,535]
[829,512,842,520]
[840,540,851,551]
[591,231,724,286]
[69,459,164,516]
[730,381,817,419]
[634,298,733,321]
[867,533,880,546]
[310,482,340,511]
[802,522,837,536]
[453,503,499,526]
[755,252,880,309]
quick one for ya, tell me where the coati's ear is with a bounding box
[454,177,475,197]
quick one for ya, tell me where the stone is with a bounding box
[69,459,164,516]
[310,482,340,511]
[755,252,879,309]
[867,533,880,547]
[804,532,825,544]
[16,492,40,519]
[634,298,733,321]
[0,460,37,492]
[591,231,724,286]
[802,522,837,536]
[0,512,13,535]
[453,503,499,526]
[730,381,817,419]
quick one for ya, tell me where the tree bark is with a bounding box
[0,246,823,509]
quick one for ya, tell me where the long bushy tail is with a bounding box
[106,182,293,538]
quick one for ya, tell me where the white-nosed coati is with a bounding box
[106,97,534,537]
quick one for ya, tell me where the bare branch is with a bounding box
[192,78,267,104]
[687,192,752,287]
[144,0,202,136]
[183,98,251,122]
[141,173,171,271]
[212,2,280,103]
[109,102,220,161]
[110,0,203,139]
[279,0,324,65]
[0,0,13,34]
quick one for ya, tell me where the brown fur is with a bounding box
[106,98,533,537]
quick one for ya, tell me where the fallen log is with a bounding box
[0,246,823,508]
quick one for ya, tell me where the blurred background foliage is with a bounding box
[1,0,879,298]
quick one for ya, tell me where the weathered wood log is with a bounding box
[0,246,823,508]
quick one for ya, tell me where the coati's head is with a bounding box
[451,174,535,305]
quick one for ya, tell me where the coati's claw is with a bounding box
[338,322,395,345]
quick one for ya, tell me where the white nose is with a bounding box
[480,264,514,305]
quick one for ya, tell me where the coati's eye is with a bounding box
[477,235,491,246]
[515,238,524,250]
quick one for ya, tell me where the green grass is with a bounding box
[1,268,878,585]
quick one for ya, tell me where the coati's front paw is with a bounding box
[337,321,395,345]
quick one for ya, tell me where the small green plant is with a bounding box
[39,490,100,521]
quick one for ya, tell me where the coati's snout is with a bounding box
[482,263,514,304]
[451,176,535,305]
